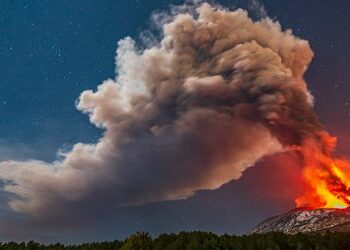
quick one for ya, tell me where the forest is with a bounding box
[1,231,349,250]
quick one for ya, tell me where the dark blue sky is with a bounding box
[0,0,350,243]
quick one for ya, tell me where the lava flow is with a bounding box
[295,136,350,209]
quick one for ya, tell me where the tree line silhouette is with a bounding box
[1,231,350,249]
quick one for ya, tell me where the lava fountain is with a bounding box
[296,135,350,209]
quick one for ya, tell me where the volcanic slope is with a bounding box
[249,207,350,234]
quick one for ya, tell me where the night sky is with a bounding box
[0,0,350,243]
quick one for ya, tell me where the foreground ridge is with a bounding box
[1,231,350,249]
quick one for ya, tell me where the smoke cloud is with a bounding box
[0,2,322,229]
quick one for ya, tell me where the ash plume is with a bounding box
[0,2,324,229]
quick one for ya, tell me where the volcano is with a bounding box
[249,207,350,234]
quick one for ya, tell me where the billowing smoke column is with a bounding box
[0,2,326,225]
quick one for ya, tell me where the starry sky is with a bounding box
[0,0,350,243]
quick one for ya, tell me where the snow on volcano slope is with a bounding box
[249,208,350,234]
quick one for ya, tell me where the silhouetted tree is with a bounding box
[2,231,350,249]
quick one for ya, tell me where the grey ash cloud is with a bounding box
[0,1,324,236]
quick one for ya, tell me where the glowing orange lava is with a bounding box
[295,142,350,209]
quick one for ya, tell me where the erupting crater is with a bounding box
[250,136,350,234]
